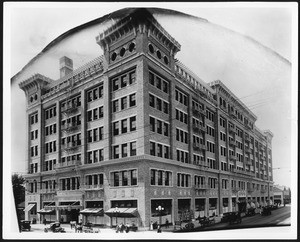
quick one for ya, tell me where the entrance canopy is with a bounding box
[80,208,104,216]
[37,208,55,214]
[105,208,138,218]
[24,203,35,212]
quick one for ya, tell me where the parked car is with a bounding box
[44,222,66,233]
[21,220,31,231]
[270,204,278,210]
[221,212,234,223]
[260,206,272,216]
[245,207,256,217]
[228,212,242,225]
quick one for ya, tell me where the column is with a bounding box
[205,197,209,217]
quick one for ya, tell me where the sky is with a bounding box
[5,3,297,187]
[3,2,298,239]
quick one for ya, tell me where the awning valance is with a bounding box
[24,204,35,212]
[104,208,138,218]
[37,208,55,214]
[80,208,104,216]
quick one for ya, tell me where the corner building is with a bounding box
[20,9,274,228]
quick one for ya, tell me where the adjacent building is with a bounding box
[20,9,274,228]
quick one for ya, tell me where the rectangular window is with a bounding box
[157,120,162,134]
[158,170,163,185]
[112,100,119,113]
[130,141,137,156]
[113,145,119,159]
[156,98,162,111]
[121,171,128,186]
[150,141,156,156]
[113,172,119,186]
[121,119,127,134]
[164,146,170,159]
[129,94,136,107]
[121,97,127,110]
[149,94,155,107]
[113,121,119,136]
[122,143,128,158]
[156,77,162,89]
[112,78,119,91]
[164,123,169,136]
[157,143,163,157]
[130,116,136,131]
[162,81,169,93]
[130,170,137,185]
[163,102,169,114]
[149,72,155,85]
[150,117,155,132]
[121,75,127,88]
[129,71,136,84]
[150,169,156,185]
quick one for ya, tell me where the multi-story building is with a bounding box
[19,9,274,228]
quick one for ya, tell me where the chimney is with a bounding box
[59,56,73,78]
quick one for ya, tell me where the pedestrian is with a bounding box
[125,223,130,233]
[150,221,153,231]
[165,218,169,228]
[43,218,47,226]
[157,225,162,233]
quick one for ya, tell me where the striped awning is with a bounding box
[37,208,55,214]
[80,208,104,216]
[104,208,138,218]
[24,204,35,212]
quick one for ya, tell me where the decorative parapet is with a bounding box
[175,60,217,104]
[19,73,53,94]
[41,56,104,100]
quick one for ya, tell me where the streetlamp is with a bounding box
[156,205,164,226]
[114,207,120,228]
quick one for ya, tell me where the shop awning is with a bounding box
[24,204,35,212]
[104,208,138,218]
[80,208,104,216]
[37,208,55,214]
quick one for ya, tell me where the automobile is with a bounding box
[221,212,234,223]
[197,216,210,227]
[270,204,278,210]
[20,220,31,231]
[260,206,272,216]
[44,222,66,233]
[245,207,256,217]
[228,212,242,225]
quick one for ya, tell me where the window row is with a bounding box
[206,109,215,122]
[45,124,57,136]
[87,127,104,143]
[149,71,169,94]
[236,140,243,149]
[29,163,38,174]
[43,159,56,171]
[176,128,189,144]
[177,173,191,187]
[45,106,57,120]
[112,93,136,113]
[176,109,188,124]
[221,161,228,171]
[176,149,189,163]
[220,132,226,141]
[112,141,137,159]
[112,116,136,136]
[62,134,81,147]
[112,70,136,92]
[111,169,137,187]
[87,149,104,164]
[150,141,170,159]
[175,89,188,106]
[150,116,169,136]
[149,93,169,114]
[45,141,57,154]
[206,125,215,137]
[87,106,103,122]
[219,117,226,128]
[222,179,229,189]
[60,177,81,190]
[193,154,204,164]
[208,177,218,189]
[192,100,204,111]
[61,96,81,111]
[193,135,204,146]
[61,114,81,128]
[220,146,227,156]
[30,130,38,140]
[30,145,38,157]
[150,169,172,186]
[237,153,244,162]
[30,113,38,125]
[206,141,215,153]
[207,158,217,169]
[85,173,104,186]
[87,84,103,102]
[61,154,81,165]
[194,175,206,187]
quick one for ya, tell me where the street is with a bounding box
[189,205,291,232]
